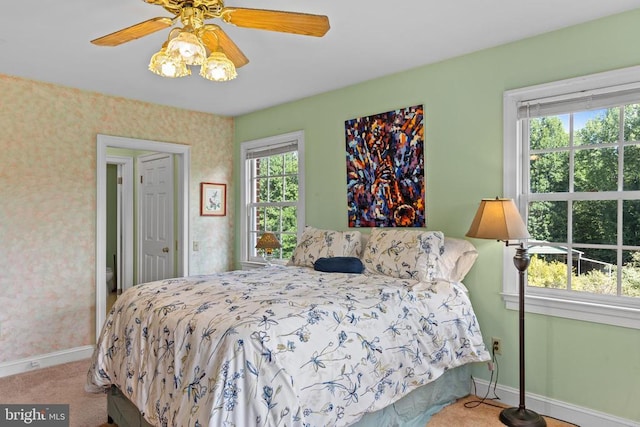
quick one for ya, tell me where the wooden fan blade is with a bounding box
[201,26,249,68]
[91,17,173,46]
[220,8,330,37]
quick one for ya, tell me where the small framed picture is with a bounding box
[201,182,226,216]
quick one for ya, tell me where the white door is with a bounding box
[138,153,174,284]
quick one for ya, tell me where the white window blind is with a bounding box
[245,140,298,159]
[517,82,640,119]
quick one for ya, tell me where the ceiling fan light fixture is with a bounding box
[149,47,191,78]
[93,0,331,83]
[166,30,207,65]
[200,51,237,82]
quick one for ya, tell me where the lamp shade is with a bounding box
[166,30,207,66]
[256,232,281,254]
[149,46,191,78]
[466,198,530,241]
[200,52,237,82]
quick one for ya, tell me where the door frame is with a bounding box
[106,155,134,294]
[96,134,190,341]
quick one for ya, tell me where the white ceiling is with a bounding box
[2,1,640,117]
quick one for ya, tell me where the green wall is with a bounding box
[234,9,640,422]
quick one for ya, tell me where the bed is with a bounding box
[86,228,490,426]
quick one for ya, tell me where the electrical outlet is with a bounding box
[491,337,502,355]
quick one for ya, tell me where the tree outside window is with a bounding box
[251,151,299,260]
[525,105,640,298]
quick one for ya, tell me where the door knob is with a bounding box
[162,247,169,253]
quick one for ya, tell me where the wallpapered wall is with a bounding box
[0,75,234,363]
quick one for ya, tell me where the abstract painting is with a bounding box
[346,104,425,227]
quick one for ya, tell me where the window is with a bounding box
[240,131,305,265]
[504,66,640,329]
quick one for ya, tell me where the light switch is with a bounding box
[193,241,200,251]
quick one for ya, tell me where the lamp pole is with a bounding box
[499,243,546,427]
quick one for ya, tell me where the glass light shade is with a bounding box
[166,31,206,66]
[256,232,281,255]
[200,52,237,82]
[466,198,530,241]
[148,48,191,78]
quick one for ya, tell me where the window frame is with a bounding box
[503,65,640,330]
[239,131,305,267]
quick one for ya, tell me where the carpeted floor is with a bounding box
[0,359,108,426]
[428,395,578,426]
[0,359,578,427]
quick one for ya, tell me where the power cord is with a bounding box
[464,344,581,426]
[465,344,503,409]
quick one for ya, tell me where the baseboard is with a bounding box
[473,378,639,427]
[0,345,95,378]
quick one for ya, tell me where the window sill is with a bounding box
[240,259,289,270]
[502,292,640,330]
[240,261,266,270]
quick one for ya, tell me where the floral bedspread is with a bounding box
[86,266,490,427]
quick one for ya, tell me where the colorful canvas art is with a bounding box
[346,104,425,227]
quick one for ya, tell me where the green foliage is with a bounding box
[528,104,640,264]
[527,104,640,299]
[528,256,567,289]
[528,117,570,243]
[529,255,640,297]
[529,116,569,150]
[571,269,617,295]
[621,252,640,297]
[575,107,619,146]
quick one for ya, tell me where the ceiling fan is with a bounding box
[91,0,330,81]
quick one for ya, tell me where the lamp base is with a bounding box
[499,407,547,427]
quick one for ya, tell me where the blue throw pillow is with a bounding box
[314,257,365,274]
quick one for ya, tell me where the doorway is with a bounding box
[105,157,134,314]
[96,134,191,341]
[106,156,134,291]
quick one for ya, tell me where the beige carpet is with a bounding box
[1,359,578,427]
[0,359,107,427]
[429,395,578,426]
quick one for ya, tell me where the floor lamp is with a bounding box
[466,197,546,427]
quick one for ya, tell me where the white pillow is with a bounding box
[433,237,478,282]
[289,226,362,267]
[362,228,445,282]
